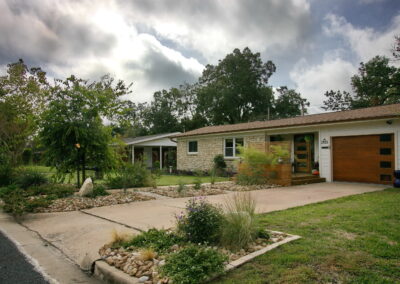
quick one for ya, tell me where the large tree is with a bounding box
[40,75,131,186]
[323,56,400,111]
[274,87,310,119]
[0,59,49,167]
[196,47,276,125]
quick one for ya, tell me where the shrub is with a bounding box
[138,248,157,261]
[220,192,259,250]
[160,245,227,284]
[27,184,75,199]
[110,229,133,245]
[177,198,223,244]
[14,169,48,189]
[193,170,202,190]
[1,189,53,215]
[210,167,217,185]
[86,184,109,198]
[122,228,183,253]
[177,180,186,195]
[106,162,153,189]
[213,154,227,175]
[235,145,289,185]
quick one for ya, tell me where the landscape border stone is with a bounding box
[93,229,301,284]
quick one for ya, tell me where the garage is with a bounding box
[332,134,395,184]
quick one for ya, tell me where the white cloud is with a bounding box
[290,56,357,108]
[324,13,400,63]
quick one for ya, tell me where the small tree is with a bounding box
[40,75,131,187]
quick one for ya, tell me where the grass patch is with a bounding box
[212,188,400,284]
[21,166,229,186]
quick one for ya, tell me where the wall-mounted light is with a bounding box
[386,120,393,125]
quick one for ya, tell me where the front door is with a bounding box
[294,134,313,173]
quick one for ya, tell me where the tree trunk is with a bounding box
[82,151,86,182]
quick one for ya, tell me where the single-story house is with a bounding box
[175,104,400,185]
[123,132,180,169]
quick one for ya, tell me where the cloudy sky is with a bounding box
[1,0,399,113]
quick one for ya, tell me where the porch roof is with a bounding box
[175,103,400,138]
[122,132,180,146]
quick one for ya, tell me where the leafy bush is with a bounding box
[193,170,202,190]
[220,192,259,250]
[14,169,48,189]
[86,184,109,198]
[177,180,186,195]
[106,162,153,189]
[235,145,289,185]
[122,228,183,253]
[213,154,227,175]
[0,153,14,187]
[0,183,75,215]
[160,245,227,284]
[177,198,223,244]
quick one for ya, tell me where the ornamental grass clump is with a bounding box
[220,192,263,251]
[160,245,228,284]
[177,197,223,244]
[235,145,289,185]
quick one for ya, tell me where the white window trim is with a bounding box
[187,140,198,154]
[224,137,244,159]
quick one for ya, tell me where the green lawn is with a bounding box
[212,188,400,284]
[21,166,229,186]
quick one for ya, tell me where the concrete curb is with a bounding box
[94,260,139,284]
[93,230,301,284]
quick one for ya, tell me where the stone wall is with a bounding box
[177,133,266,172]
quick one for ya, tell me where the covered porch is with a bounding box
[123,132,180,170]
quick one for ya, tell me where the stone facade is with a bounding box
[177,132,266,172]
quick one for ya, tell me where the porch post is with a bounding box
[159,146,163,169]
[132,145,135,164]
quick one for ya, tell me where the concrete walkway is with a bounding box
[15,182,385,274]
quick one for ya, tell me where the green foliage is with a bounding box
[14,169,48,189]
[193,170,202,190]
[122,228,183,253]
[106,162,153,189]
[220,193,259,250]
[274,87,310,118]
[0,183,74,215]
[213,154,227,174]
[177,180,186,195]
[210,167,217,185]
[235,145,289,185]
[160,245,228,284]
[86,184,109,198]
[323,56,400,111]
[0,60,48,168]
[0,148,14,186]
[40,75,131,186]
[177,198,224,244]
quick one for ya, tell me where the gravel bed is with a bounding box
[98,231,289,284]
[35,192,154,213]
[135,181,278,198]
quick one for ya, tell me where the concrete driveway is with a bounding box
[19,182,385,270]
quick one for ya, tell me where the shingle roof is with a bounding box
[176,104,400,138]
[123,132,181,145]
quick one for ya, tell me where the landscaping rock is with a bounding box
[139,276,149,282]
[78,178,93,197]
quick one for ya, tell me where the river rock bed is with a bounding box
[136,181,278,198]
[35,192,154,213]
[98,231,289,283]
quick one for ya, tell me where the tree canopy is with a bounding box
[40,75,131,185]
[323,56,400,111]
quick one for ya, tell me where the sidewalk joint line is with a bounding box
[79,210,144,232]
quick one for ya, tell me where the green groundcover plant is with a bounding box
[176,197,223,244]
[160,245,228,284]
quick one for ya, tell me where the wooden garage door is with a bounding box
[332,134,395,184]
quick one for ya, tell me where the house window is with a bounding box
[224,138,244,157]
[188,141,198,154]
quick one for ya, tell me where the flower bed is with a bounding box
[135,181,278,198]
[98,230,295,284]
[97,194,299,284]
[34,192,154,213]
